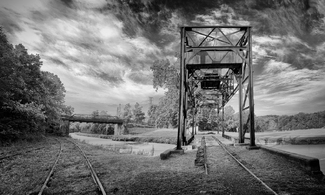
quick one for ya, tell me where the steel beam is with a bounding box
[177,27,185,150]
[182,25,251,29]
[238,75,244,143]
[248,27,256,148]
[186,47,246,52]
[186,63,242,70]
[222,104,225,137]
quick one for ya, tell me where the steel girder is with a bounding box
[177,26,256,148]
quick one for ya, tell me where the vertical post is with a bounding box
[222,105,225,137]
[182,69,188,144]
[248,27,256,147]
[177,27,185,150]
[192,107,195,136]
[238,75,244,143]
[217,107,220,134]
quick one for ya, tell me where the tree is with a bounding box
[133,102,145,124]
[92,110,99,117]
[150,59,179,128]
[41,71,73,130]
[147,104,158,126]
[0,28,74,141]
[99,110,108,116]
[122,103,132,123]
[223,105,236,131]
[197,105,221,131]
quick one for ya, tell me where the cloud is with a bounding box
[255,59,325,106]
[127,70,153,85]
[0,7,24,40]
[191,4,250,26]
[20,0,163,85]
[1,0,325,116]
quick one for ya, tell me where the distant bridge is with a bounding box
[60,114,126,136]
[61,114,124,124]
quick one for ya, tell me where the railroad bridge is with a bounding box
[60,114,126,136]
[177,25,257,149]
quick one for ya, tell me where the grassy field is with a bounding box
[76,128,179,144]
[255,128,325,137]
[128,127,158,135]
[129,128,177,137]
[225,128,325,145]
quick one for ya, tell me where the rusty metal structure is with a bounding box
[177,26,256,149]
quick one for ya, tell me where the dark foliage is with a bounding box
[0,28,73,142]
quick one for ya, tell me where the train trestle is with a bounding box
[177,26,257,150]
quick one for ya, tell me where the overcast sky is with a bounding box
[1,0,325,116]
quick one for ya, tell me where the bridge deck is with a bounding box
[61,115,124,124]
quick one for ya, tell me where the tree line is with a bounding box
[255,111,325,131]
[0,28,73,143]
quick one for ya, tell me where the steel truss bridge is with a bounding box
[177,26,257,149]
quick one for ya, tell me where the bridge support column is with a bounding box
[114,124,128,135]
[60,120,70,136]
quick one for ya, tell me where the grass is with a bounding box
[133,128,177,137]
[0,137,61,194]
[128,127,158,135]
[75,128,179,144]
[83,141,155,156]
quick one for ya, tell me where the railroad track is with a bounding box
[209,136,278,195]
[37,138,106,195]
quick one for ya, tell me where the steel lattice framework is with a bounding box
[177,26,257,149]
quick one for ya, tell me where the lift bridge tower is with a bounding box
[177,26,257,150]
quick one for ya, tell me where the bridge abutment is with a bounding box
[60,120,70,136]
[114,124,128,135]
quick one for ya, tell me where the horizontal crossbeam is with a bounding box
[186,63,242,70]
[186,46,247,52]
[183,26,251,29]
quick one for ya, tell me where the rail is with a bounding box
[38,138,107,195]
[211,136,278,195]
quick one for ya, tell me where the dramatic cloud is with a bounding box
[1,0,325,115]
[0,8,23,34]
